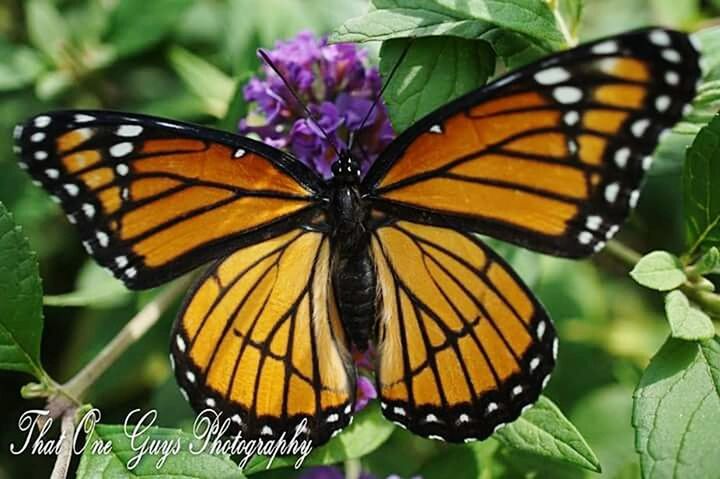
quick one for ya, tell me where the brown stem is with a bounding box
[49,408,76,479]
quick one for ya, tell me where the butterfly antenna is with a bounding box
[258,49,342,159]
[351,38,415,150]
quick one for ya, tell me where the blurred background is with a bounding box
[1,0,718,477]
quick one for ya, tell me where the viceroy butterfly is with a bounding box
[13,27,701,445]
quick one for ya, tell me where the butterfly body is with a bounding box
[14,27,702,446]
[328,153,377,350]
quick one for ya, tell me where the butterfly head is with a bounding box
[331,151,361,184]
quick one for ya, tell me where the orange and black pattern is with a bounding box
[371,220,555,441]
[13,28,703,447]
[13,111,323,288]
[171,228,356,443]
[364,28,701,258]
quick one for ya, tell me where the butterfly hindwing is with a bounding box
[370,220,555,443]
[171,228,356,444]
[14,110,323,289]
[364,28,701,257]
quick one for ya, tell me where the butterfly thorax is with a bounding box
[329,154,376,351]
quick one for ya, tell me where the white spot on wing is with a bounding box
[64,184,79,196]
[592,40,619,55]
[327,413,339,423]
[234,148,246,158]
[553,86,583,104]
[586,215,602,230]
[534,67,570,85]
[429,124,443,134]
[96,231,109,247]
[649,30,672,47]
[665,71,680,85]
[74,114,95,123]
[115,256,128,268]
[425,414,439,423]
[34,115,52,128]
[110,142,133,158]
[605,182,620,203]
[261,426,273,436]
[643,155,653,171]
[176,334,186,352]
[486,402,498,414]
[632,119,650,137]
[530,357,540,371]
[629,190,640,208]
[578,231,593,245]
[116,164,129,176]
[205,398,216,407]
[31,132,45,143]
[662,49,681,64]
[656,95,671,112]
[45,169,59,179]
[393,406,406,416]
[82,203,96,218]
[564,111,579,126]
[186,371,196,383]
[614,147,631,168]
[537,320,546,339]
[117,125,143,137]
[34,151,48,160]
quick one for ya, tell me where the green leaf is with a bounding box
[494,396,601,473]
[44,261,131,308]
[555,0,583,42]
[218,75,251,133]
[169,46,235,118]
[684,113,720,255]
[244,403,394,473]
[0,202,45,379]
[76,424,243,478]
[0,40,45,91]
[653,26,720,175]
[331,0,566,51]
[692,247,720,276]
[665,290,716,341]
[633,337,720,478]
[379,36,495,132]
[104,0,194,59]
[629,251,687,291]
[25,0,71,64]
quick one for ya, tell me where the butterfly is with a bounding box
[14,27,700,446]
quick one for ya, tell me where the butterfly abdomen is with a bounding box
[332,244,376,351]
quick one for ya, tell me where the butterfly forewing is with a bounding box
[14,110,324,288]
[364,28,701,258]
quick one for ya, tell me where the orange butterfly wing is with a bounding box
[14,111,323,288]
[371,220,554,442]
[171,228,355,443]
[364,28,701,257]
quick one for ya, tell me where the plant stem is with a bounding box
[604,239,643,268]
[603,240,720,317]
[61,276,192,402]
[49,407,76,479]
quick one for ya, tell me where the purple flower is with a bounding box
[239,31,394,178]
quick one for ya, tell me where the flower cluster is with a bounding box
[239,31,394,178]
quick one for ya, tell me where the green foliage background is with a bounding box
[1,0,720,478]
